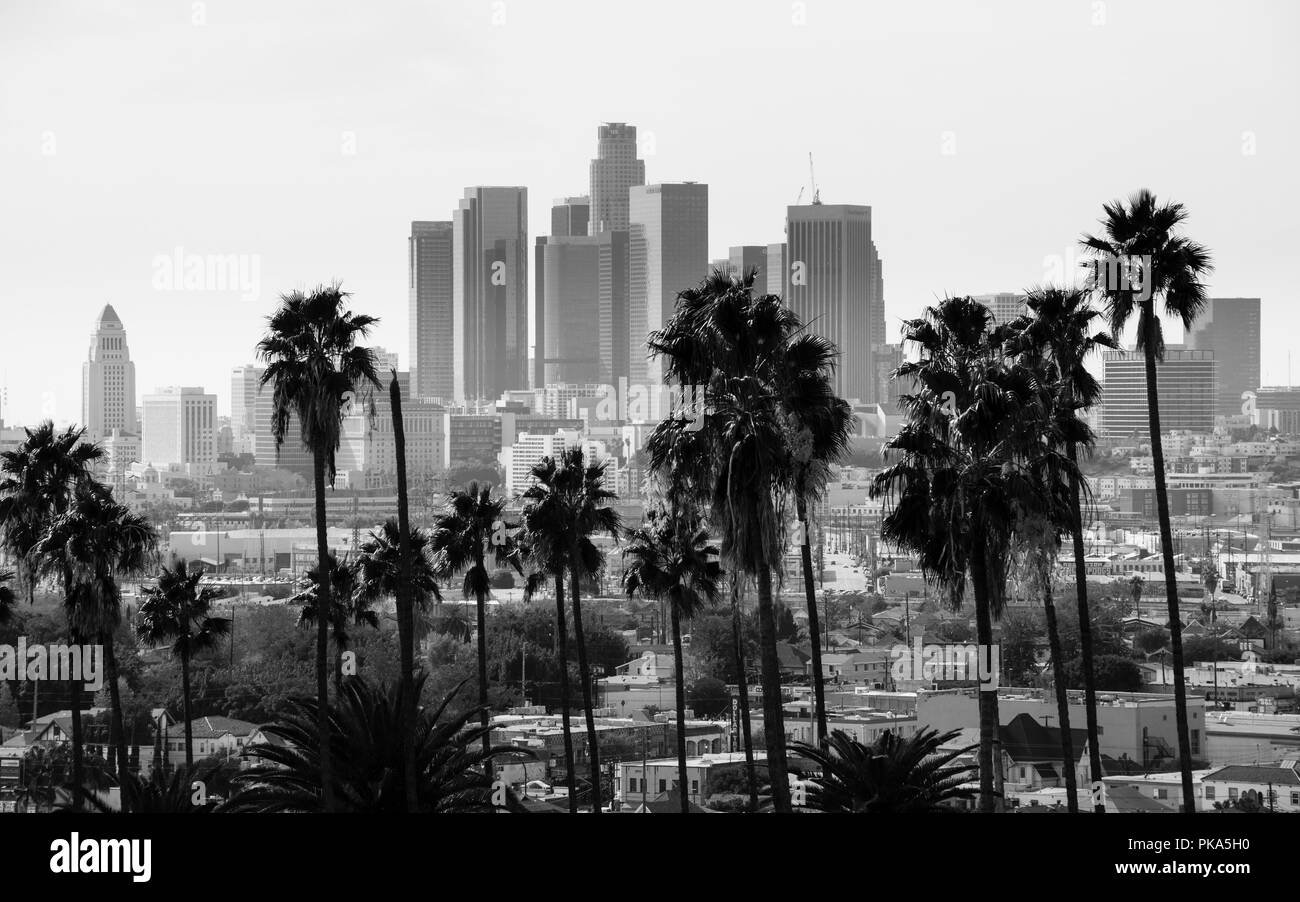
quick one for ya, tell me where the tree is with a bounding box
[624,506,722,812]
[292,553,379,688]
[1082,189,1214,812]
[789,728,978,813]
[997,609,1042,687]
[1005,285,1116,810]
[430,482,519,756]
[0,570,14,631]
[256,282,382,812]
[687,677,730,718]
[136,558,231,770]
[0,421,103,809]
[224,676,529,812]
[1066,655,1143,692]
[1135,629,1171,655]
[871,297,1067,812]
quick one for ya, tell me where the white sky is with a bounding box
[1,0,1297,425]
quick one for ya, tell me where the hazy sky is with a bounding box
[1,0,1296,426]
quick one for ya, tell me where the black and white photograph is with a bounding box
[0,0,1294,886]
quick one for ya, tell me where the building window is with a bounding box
[658,780,667,793]
[1291,792,1299,807]
[1156,789,1167,799]
[1204,785,1215,800]
[1228,788,1238,801]
[691,780,698,796]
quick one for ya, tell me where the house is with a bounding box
[1101,768,1216,812]
[163,716,261,765]
[812,650,892,688]
[608,651,674,685]
[1202,759,1300,811]
[620,787,712,813]
[940,713,1091,806]
[775,642,810,678]
[616,752,749,807]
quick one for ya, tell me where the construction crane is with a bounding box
[809,152,821,205]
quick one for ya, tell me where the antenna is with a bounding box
[809,152,821,205]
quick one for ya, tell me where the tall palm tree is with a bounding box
[1,421,103,809]
[256,282,381,813]
[386,368,419,813]
[1082,189,1213,812]
[293,553,378,688]
[0,570,14,625]
[518,471,580,812]
[647,270,816,813]
[430,483,519,756]
[871,297,1069,812]
[1005,285,1116,810]
[789,728,978,813]
[36,481,158,802]
[136,558,230,771]
[623,506,722,812]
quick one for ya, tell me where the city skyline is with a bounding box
[2,1,1297,426]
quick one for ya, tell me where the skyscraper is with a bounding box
[784,203,885,402]
[552,196,590,238]
[765,243,787,297]
[589,123,645,235]
[597,229,631,387]
[539,235,602,384]
[727,245,767,286]
[974,292,1029,325]
[142,386,218,472]
[629,182,709,391]
[1100,349,1218,438]
[82,304,137,440]
[1184,297,1261,417]
[230,364,264,454]
[409,221,455,402]
[453,187,529,402]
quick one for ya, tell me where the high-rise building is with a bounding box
[784,203,885,402]
[1184,297,1261,418]
[252,378,314,477]
[82,304,137,440]
[766,243,787,297]
[974,292,1028,325]
[551,196,590,238]
[1101,349,1218,438]
[409,220,455,402]
[629,183,709,391]
[728,245,768,286]
[230,364,264,455]
[588,123,645,235]
[453,187,529,403]
[538,235,602,385]
[1253,387,1300,434]
[142,386,218,472]
[597,229,631,387]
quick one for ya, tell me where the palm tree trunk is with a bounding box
[1066,441,1105,811]
[1142,315,1196,812]
[731,577,758,811]
[65,568,84,811]
[311,447,336,813]
[103,634,131,808]
[796,494,828,746]
[1042,580,1078,812]
[671,601,689,814]
[181,645,193,771]
[390,373,419,813]
[570,565,601,813]
[754,565,791,813]
[970,552,1000,813]
[475,585,490,757]
[554,574,577,813]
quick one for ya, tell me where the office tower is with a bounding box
[974,292,1028,325]
[453,187,529,403]
[82,304,137,440]
[589,123,646,235]
[875,342,906,409]
[538,235,602,385]
[1184,297,1261,418]
[230,364,264,455]
[501,430,606,495]
[252,376,313,477]
[629,183,709,392]
[142,386,218,471]
[338,371,445,488]
[1100,349,1218,438]
[728,245,767,285]
[598,229,631,386]
[409,220,455,402]
[552,196,591,238]
[766,243,787,297]
[784,203,886,402]
[1254,387,1300,434]
[371,346,401,373]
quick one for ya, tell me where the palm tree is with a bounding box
[36,481,158,801]
[136,558,231,771]
[871,297,1068,812]
[293,553,378,688]
[1082,189,1213,813]
[2,422,103,809]
[513,447,620,812]
[1129,575,1144,617]
[789,728,978,813]
[1004,285,1116,810]
[623,506,722,812]
[0,570,15,625]
[518,474,579,812]
[647,270,835,812]
[224,676,530,813]
[387,368,419,813]
[256,282,382,812]
[430,483,519,756]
